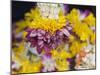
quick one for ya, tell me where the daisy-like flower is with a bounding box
[42,55,56,72]
[82,44,95,68]
[37,3,63,19]
[75,42,95,69]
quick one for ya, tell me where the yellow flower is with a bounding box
[60,50,72,59]
[83,13,96,26]
[13,45,42,73]
[66,8,80,26]
[51,49,72,71]
[19,60,42,73]
[25,8,41,21]
[74,23,93,41]
[29,16,66,34]
[70,41,87,56]
[12,42,29,64]
[56,59,69,71]
[16,20,28,33]
[13,42,25,55]
[51,49,72,60]
[66,8,95,41]
[23,7,67,34]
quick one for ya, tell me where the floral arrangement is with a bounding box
[12,2,96,74]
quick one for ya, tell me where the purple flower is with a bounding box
[25,26,70,54]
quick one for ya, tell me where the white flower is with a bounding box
[76,43,95,69]
[37,3,63,19]
[81,44,95,68]
[42,56,56,72]
[84,44,93,52]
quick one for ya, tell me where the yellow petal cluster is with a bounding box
[23,8,67,34]
[70,41,87,56]
[66,8,95,41]
[83,13,96,26]
[51,49,72,71]
[19,60,42,73]
[56,59,69,71]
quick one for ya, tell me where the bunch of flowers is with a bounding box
[12,3,96,74]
